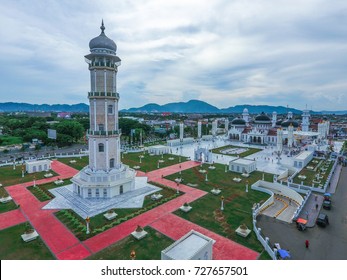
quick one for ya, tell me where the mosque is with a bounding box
[227,108,329,148]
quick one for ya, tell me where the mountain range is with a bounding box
[0,102,89,113]
[122,100,305,114]
[0,100,346,115]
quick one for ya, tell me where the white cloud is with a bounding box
[0,0,346,110]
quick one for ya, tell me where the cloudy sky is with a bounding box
[0,0,346,111]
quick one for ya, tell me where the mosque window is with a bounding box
[98,124,104,131]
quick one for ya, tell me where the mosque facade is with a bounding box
[227,108,327,147]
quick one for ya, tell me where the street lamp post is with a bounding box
[85,216,90,234]
[246,180,249,193]
[33,176,36,187]
[205,172,208,182]
[225,164,227,173]
[139,156,142,164]
[221,196,224,211]
[21,165,25,178]
[176,182,180,194]
[157,161,160,169]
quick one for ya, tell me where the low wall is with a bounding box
[254,180,304,205]
[251,183,276,259]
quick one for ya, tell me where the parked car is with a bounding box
[316,213,329,227]
[323,200,332,210]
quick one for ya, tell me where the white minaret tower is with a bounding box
[179,122,184,141]
[272,111,277,127]
[225,118,229,133]
[197,121,202,139]
[71,21,136,199]
[325,121,330,138]
[212,120,217,137]
[318,122,324,139]
[242,108,250,126]
[277,128,283,152]
[288,124,294,148]
[302,109,310,132]
[276,128,283,164]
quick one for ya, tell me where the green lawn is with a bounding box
[0,188,17,214]
[58,156,89,171]
[0,184,17,213]
[0,165,58,187]
[27,179,72,202]
[87,226,173,260]
[211,145,262,158]
[0,222,55,260]
[166,163,272,252]
[122,152,188,172]
[0,135,23,146]
[293,159,335,187]
[57,152,188,173]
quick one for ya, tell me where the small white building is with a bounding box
[161,230,215,260]
[293,151,314,169]
[147,145,170,155]
[25,160,51,173]
[229,158,256,174]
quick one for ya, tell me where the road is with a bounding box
[257,165,347,260]
[0,144,88,163]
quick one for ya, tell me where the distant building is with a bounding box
[57,112,72,119]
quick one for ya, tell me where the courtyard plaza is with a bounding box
[0,159,259,260]
[170,138,343,176]
[169,138,292,175]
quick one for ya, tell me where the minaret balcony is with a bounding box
[88,129,121,136]
[88,91,119,99]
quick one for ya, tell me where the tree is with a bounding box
[55,121,84,143]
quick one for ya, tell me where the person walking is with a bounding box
[305,240,309,249]
[315,204,319,210]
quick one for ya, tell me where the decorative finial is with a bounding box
[100,19,105,34]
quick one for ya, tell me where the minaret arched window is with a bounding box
[98,143,104,152]
[110,158,115,168]
[98,124,104,131]
[108,104,113,114]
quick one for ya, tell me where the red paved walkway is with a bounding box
[150,213,258,260]
[6,182,91,260]
[83,181,207,253]
[0,209,26,230]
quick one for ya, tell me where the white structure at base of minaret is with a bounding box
[198,121,202,139]
[71,21,136,199]
[180,122,184,142]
